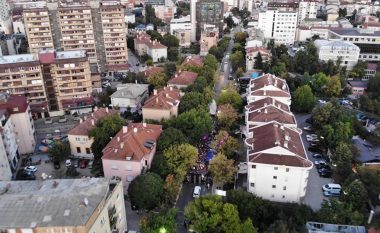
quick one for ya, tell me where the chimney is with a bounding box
[153,89,157,95]
[274,79,278,86]
[84,198,89,206]
[179,69,182,73]
[122,126,128,133]
[166,93,169,98]
[84,116,87,120]
[284,140,288,148]
[264,103,267,107]
[91,119,95,126]
[264,109,267,114]
[156,98,158,103]
[143,122,147,127]
[175,74,178,78]
[94,106,98,112]
[169,86,173,91]
[280,124,284,130]
[272,98,275,105]
[133,127,138,133]
[106,108,109,113]
[263,90,266,95]
[120,142,124,149]
[79,118,83,123]
[91,113,94,118]
[117,136,120,142]
[135,80,138,84]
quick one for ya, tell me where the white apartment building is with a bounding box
[328,28,380,63]
[247,74,291,105]
[0,135,12,180]
[245,121,313,203]
[170,15,192,35]
[0,94,36,155]
[298,0,319,24]
[258,9,298,45]
[0,110,19,172]
[314,39,360,70]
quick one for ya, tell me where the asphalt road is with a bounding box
[296,113,333,211]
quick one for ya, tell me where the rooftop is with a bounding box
[112,83,149,99]
[0,178,115,228]
[0,54,38,64]
[140,66,164,77]
[0,94,29,114]
[245,97,290,113]
[181,55,204,67]
[329,28,380,37]
[353,137,380,163]
[348,81,368,88]
[306,221,366,233]
[68,107,119,136]
[249,74,289,93]
[102,123,162,161]
[314,39,359,49]
[143,87,181,110]
[246,121,312,168]
[247,105,296,126]
[55,50,87,59]
[168,71,198,86]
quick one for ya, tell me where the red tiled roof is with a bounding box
[246,47,271,55]
[102,123,162,161]
[247,105,296,125]
[61,96,94,109]
[181,55,204,67]
[167,71,198,86]
[146,40,167,49]
[134,32,151,44]
[245,97,290,112]
[143,87,181,110]
[246,121,311,168]
[250,74,289,93]
[140,66,164,77]
[68,108,119,136]
[250,89,291,98]
[29,101,48,113]
[0,95,28,114]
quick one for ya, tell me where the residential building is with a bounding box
[0,109,19,172]
[245,46,271,71]
[68,107,119,159]
[245,121,313,202]
[200,24,219,56]
[23,7,54,54]
[0,94,36,155]
[190,0,197,42]
[245,97,296,132]
[326,0,339,22]
[142,87,181,121]
[195,0,224,39]
[102,123,162,191]
[246,74,291,105]
[138,66,165,79]
[0,53,49,118]
[298,0,319,24]
[174,29,192,47]
[306,222,366,233]
[111,83,149,112]
[328,27,380,62]
[0,135,12,180]
[0,178,127,233]
[363,63,377,80]
[258,8,298,45]
[167,70,198,89]
[153,0,177,23]
[347,81,368,97]
[170,15,192,34]
[0,0,11,34]
[181,55,204,68]
[134,32,167,62]
[314,39,360,71]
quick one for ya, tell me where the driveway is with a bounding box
[295,113,332,211]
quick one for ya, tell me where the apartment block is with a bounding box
[0,178,127,233]
[0,134,12,181]
[0,109,19,172]
[23,7,54,54]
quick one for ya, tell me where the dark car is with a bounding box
[305,118,314,124]
[308,146,322,153]
[318,167,332,178]
[17,171,36,180]
[80,160,87,169]
[53,160,61,169]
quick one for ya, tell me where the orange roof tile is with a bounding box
[181,55,204,67]
[102,123,162,161]
[167,71,198,86]
[143,87,181,110]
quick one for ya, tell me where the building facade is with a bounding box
[0,135,12,180]
[0,110,19,172]
[195,0,224,39]
[111,83,149,112]
[142,87,181,121]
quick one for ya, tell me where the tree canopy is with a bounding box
[173,109,213,142]
[217,104,239,130]
[218,86,243,110]
[147,72,168,88]
[292,85,315,113]
[163,143,198,179]
[179,91,211,113]
[211,130,240,159]
[209,153,236,187]
[157,127,189,152]
[140,208,177,233]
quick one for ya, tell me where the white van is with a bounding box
[322,183,341,192]
[193,186,201,198]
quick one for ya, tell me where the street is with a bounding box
[295,113,333,211]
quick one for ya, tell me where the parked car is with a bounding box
[88,160,93,169]
[306,134,318,138]
[73,160,79,168]
[309,142,319,147]
[58,116,67,123]
[80,160,87,169]
[193,186,201,198]
[305,118,313,124]
[44,118,53,124]
[318,166,332,177]
[308,146,322,153]
[24,166,37,173]
[322,183,341,192]
[65,159,72,167]
[315,160,328,169]
[318,99,327,104]
[303,126,313,131]
[53,160,61,169]
[323,189,340,197]
[18,171,36,180]
[312,153,323,159]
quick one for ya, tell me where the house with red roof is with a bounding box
[134,32,167,62]
[167,70,198,89]
[245,121,313,202]
[142,87,181,122]
[181,55,204,68]
[245,47,271,71]
[102,123,162,191]
[68,107,119,159]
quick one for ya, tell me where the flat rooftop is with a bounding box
[0,54,39,64]
[0,178,111,228]
[306,221,366,233]
[55,50,87,59]
[330,28,380,37]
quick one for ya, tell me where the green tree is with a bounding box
[162,34,180,48]
[140,208,177,233]
[89,114,124,175]
[368,72,380,98]
[187,76,209,92]
[359,168,380,205]
[218,86,243,110]
[264,220,297,233]
[313,72,328,92]
[157,127,189,152]
[128,173,164,210]
[163,143,198,178]
[174,109,213,142]
[333,142,353,181]
[230,51,245,71]
[147,72,167,88]
[179,92,211,113]
[199,65,216,84]
[217,104,238,130]
[49,141,70,161]
[146,30,163,42]
[164,62,177,77]
[349,61,367,80]
[204,54,219,71]
[146,59,153,66]
[234,32,248,44]
[317,199,364,225]
[272,62,287,78]
[292,85,316,113]
[209,46,224,62]
[254,52,263,69]
[209,153,236,187]
[150,153,171,179]
[211,131,239,159]
[168,47,179,62]
[325,75,342,97]
[224,15,235,28]
[162,174,182,205]
[341,179,368,211]
[185,195,257,233]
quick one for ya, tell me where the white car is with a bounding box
[193,186,201,198]
[318,100,327,104]
[24,166,37,173]
[303,126,313,131]
[65,159,72,167]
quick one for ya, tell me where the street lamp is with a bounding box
[159,227,167,233]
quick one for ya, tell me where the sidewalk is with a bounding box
[125,199,141,232]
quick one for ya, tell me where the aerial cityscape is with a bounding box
[0,0,379,232]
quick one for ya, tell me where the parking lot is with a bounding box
[296,113,333,211]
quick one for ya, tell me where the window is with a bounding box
[272,185,276,188]
[283,186,287,190]
[282,195,285,199]
[76,147,81,153]
[251,165,256,169]
[111,165,118,170]
[273,176,277,179]
[250,183,255,187]
[85,148,91,154]
[286,168,290,172]
[274,167,278,170]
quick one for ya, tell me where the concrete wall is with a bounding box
[11,106,36,154]
[142,107,177,121]
[0,136,12,180]
[68,134,94,159]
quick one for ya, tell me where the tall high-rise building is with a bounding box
[190,0,197,42]
[195,0,224,40]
